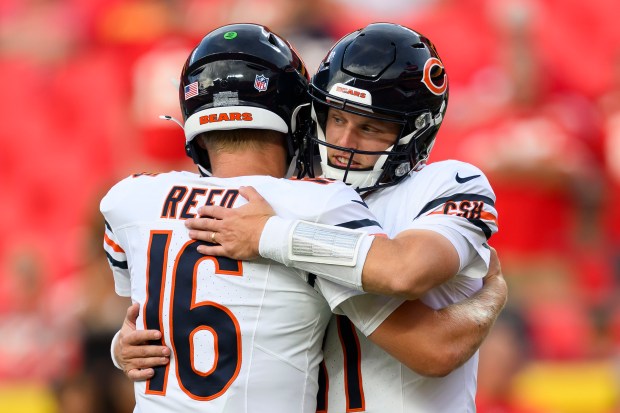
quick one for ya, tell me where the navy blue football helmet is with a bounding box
[178,23,311,175]
[307,23,449,192]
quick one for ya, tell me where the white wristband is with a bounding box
[289,220,367,266]
[110,330,123,370]
[258,217,375,290]
[259,216,296,265]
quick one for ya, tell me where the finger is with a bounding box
[125,303,140,328]
[239,186,264,203]
[126,354,170,370]
[196,244,227,257]
[196,204,230,219]
[123,343,171,360]
[185,216,219,232]
[187,229,220,242]
[123,329,163,345]
[126,368,155,381]
[487,246,501,275]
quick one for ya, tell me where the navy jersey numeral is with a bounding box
[317,316,365,412]
[144,230,243,400]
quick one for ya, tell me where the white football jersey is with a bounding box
[100,171,386,413]
[319,160,499,413]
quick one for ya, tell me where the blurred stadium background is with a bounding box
[1,0,619,412]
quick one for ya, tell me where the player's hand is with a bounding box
[482,246,508,309]
[185,186,275,259]
[115,303,171,381]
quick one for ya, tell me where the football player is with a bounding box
[107,23,506,413]
[102,23,384,412]
[183,23,502,412]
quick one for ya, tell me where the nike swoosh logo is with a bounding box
[455,173,481,183]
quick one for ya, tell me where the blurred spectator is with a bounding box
[599,50,620,355]
[476,310,545,413]
[427,0,609,363]
[0,240,82,384]
[599,51,620,260]
[62,196,135,413]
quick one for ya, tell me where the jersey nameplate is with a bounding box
[161,186,240,219]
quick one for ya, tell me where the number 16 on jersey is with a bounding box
[143,230,244,401]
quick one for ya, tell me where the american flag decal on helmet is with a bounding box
[254,75,269,92]
[184,81,199,100]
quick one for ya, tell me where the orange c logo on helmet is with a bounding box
[421,57,447,96]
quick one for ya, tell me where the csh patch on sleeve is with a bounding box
[417,193,498,239]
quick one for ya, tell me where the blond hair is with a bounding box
[196,129,286,154]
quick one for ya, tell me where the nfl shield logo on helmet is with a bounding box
[254,75,269,92]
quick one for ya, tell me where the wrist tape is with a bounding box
[259,217,374,289]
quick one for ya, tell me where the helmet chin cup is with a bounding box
[321,160,383,190]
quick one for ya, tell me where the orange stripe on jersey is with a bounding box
[429,209,497,225]
[104,233,125,253]
[480,211,498,225]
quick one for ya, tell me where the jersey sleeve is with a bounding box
[102,220,131,296]
[408,161,498,278]
[316,279,405,336]
[313,180,384,233]
[100,178,134,297]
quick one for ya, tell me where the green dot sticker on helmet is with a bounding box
[224,31,237,40]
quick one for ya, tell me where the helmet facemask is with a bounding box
[309,87,445,193]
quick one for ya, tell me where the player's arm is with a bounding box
[100,183,171,381]
[360,228,459,298]
[186,186,458,299]
[111,303,171,381]
[363,247,507,376]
